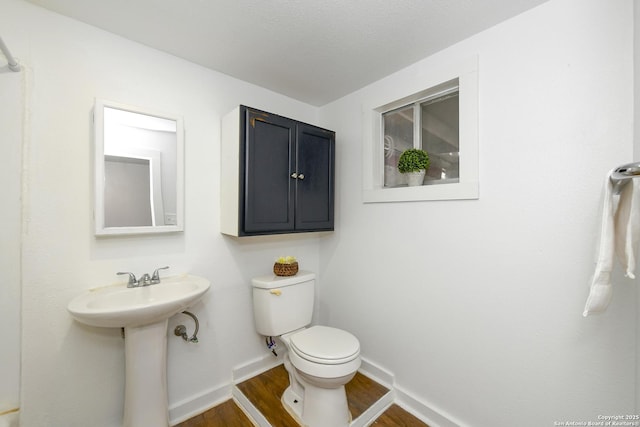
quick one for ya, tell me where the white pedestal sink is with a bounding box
[68,274,210,427]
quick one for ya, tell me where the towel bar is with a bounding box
[611,161,640,194]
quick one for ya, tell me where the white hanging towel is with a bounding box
[583,171,640,316]
[615,177,640,277]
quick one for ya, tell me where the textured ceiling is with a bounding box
[25,0,549,106]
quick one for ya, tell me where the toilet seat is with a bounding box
[290,325,360,365]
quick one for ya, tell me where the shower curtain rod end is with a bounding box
[8,61,20,72]
[0,36,21,72]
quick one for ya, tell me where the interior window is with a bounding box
[382,89,459,188]
[361,55,478,204]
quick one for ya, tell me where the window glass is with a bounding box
[383,105,413,187]
[421,92,459,184]
[382,90,459,188]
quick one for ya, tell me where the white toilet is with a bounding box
[252,271,361,427]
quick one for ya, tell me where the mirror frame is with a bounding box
[94,99,185,236]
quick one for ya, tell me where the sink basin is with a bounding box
[69,273,210,426]
[68,274,210,328]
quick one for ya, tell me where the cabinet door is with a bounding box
[295,123,335,231]
[242,108,296,233]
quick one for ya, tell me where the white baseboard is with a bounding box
[230,353,284,427]
[350,389,393,427]
[359,357,462,427]
[232,386,269,427]
[351,357,395,427]
[168,353,281,426]
[169,383,232,426]
[232,353,283,383]
[394,384,463,427]
[169,354,462,427]
[359,357,395,389]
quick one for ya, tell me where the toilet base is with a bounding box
[281,386,305,426]
[281,383,351,427]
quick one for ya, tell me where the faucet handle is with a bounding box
[117,272,137,287]
[151,266,169,284]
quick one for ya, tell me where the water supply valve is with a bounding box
[266,336,277,356]
[173,311,200,343]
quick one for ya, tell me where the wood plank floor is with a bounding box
[175,364,429,427]
[175,399,253,427]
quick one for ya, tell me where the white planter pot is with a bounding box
[406,170,426,186]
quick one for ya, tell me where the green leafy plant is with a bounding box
[397,149,430,173]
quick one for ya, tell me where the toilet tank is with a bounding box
[252,271,315,336]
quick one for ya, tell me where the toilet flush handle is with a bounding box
[270,289,282,296]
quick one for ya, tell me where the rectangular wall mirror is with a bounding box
[94,99,184,236]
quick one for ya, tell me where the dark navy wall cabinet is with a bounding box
[221,106,335,236]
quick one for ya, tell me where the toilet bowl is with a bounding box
[280,326,361,427]
[251,272,361,427]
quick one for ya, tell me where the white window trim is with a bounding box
[362,55,479,203]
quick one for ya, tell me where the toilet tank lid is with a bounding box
[252,271,315,289]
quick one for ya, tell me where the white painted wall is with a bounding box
[319,0,636,426]
[0,39,23,424]
[0,1,325,426]
[2,0,638,426]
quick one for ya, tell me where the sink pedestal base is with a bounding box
[123,319,169,427]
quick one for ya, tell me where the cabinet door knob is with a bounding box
[298,173,305,180]
[290,172,298,179]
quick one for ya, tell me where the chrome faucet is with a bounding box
[117,266,170,288]
[151,266,169,284]
[138,273,152,286]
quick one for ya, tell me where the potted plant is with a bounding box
[398,148,430,186]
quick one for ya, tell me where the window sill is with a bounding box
[363,180,478,203]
